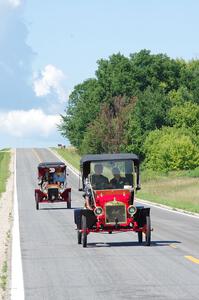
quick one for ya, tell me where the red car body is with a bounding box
[74,153,151,247]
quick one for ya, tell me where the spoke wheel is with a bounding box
[77,230,82,244]
[67,192,71,209]
[145,216,151,246]
[138,231,142,243]
[82,215,87,248]
[35,194,39,210]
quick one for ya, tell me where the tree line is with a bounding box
[59,50,199,171]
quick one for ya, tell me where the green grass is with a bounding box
[52,147,199,213]
[0,261,8,292]
[51,147,81,170]
[139,169,199,213]
[0,150,11,197]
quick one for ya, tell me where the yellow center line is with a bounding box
[185,256,199,265]
[32,148,42,163]
[169,244,177,249]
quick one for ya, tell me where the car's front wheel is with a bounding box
[82,215,87,248]
[138,231,142,243]
[145,216,151,246]
[77,229,82,244]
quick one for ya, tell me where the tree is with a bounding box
[59,79,102,148]
[124,88,171,158]
[143,127,199,171]
[80,96,136,154]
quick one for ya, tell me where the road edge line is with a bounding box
[11,149,24,300]
[48,148,79,177]
[49,148,199,219]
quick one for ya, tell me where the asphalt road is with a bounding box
[16,148,199,300]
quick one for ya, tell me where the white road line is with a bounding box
[48,148,80,177]
[137,198,199,219]
[11,149,24,300]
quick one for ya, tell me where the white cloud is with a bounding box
[8,0,22,8]
[0,109,61,138]
[33,65,67,103]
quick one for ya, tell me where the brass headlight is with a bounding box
[94,206,103,216]
[128,205,137,216]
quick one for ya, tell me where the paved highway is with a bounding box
[16,148,199,300]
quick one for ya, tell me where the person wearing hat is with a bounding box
[110,167,128,189]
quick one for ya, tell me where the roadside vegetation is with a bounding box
[0,149,11,198]
[52,148,199,213]
[57,49,199,213]
[52,147,80,170]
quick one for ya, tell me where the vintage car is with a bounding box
[74,153,151,247]
[35,162,71,210]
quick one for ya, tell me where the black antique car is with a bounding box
[74,153,152,247]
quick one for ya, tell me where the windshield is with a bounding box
[89,160,135,190]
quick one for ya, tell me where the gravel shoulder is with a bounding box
[0,150,14,300]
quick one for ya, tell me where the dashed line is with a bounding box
[185,256,199,265]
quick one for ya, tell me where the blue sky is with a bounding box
[0,0,199,148]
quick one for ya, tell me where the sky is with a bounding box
[0,0,199,148]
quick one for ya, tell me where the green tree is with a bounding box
[59,79,102,148]
[80,96,136,154]
[143,127,199,171]
[124,88,171,158]
[169,102,199,136]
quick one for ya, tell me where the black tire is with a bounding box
[82,215,87,248]
[145,216,151,246]
[35,194,39,210]
[138,231,142,243]
[77,230,82,244]
[67,192,71,209]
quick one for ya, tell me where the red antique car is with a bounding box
[74,154,151,247]
[35,162,71,210]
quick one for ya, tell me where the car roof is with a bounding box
[38,162,66,168]
[80,153,139,166]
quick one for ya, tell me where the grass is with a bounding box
[0,149,11,198]
[139,169,199,213]
[52,147,199,213]
[0,261,7,292]
[51,147,81,170]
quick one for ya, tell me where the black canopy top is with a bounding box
[38,162,66,169]
[80,153,139,166]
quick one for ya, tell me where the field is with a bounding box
[52,147,199,213]
[139,170,199,213]
[0,149,11,198]
[52,147,80,170]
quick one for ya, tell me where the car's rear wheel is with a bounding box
[138,231,142,243]
[35,194,39,210]
[67,192,71,209]
[145,216,151,246]
[77,230,82,244]
[82,215,87,248]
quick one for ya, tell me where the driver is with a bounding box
[91,163,109,190]
[53,166,65,184]
[110,167,128,189]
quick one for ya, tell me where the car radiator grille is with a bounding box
[105,204,126,224]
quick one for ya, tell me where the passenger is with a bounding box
[110,167,128,189]
[91,164,109,190]
[53,166,65,184]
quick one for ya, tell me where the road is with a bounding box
[16,148,199,300]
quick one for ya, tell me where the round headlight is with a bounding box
[94,206,103,216]
[128,205,137,215]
